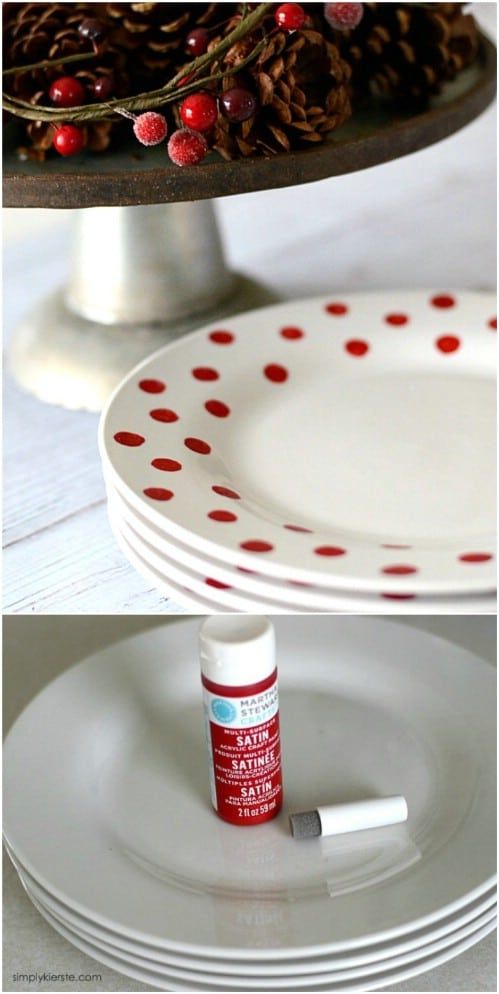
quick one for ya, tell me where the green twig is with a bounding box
[3,49,97,77]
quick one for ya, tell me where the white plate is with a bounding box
[4,619,495,958]
[108,484,497,614]
[113,520,490,617]
[9,854,495,978]
[100,291,496,594]
[110,518,237,613]
[111,506,495,616]
[111,508,315,614]
[18,889,499,993]
[17,876,496,987]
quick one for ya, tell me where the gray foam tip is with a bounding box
[289,809,321,839]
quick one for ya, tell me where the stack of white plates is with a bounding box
[4,618,496,992]
[99,291,496,614]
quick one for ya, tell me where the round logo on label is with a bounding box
[211,698,237,724]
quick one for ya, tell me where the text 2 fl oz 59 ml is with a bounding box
[199,617,283,826]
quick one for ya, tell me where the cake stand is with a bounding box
[3,32,496,412]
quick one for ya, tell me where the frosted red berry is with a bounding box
[168,129,208,167]
[52,124,85,157]
[133,111,168,146]
[220,87,257,123]
[180,91,218,132]
[275,3,306,30]
[324,2,364,30]
[185,28,210,56]
[49,76,86,108]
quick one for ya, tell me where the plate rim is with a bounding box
[10,850,496,975]
[107,485,497,612]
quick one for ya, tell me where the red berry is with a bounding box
[133,111,168,146]
[275,3,306,30]
[185,28,210,57]
[78,18,108,43]
[167,129,208,167]
[180,92,218,133]
[49,76,86,108]
[92,75,114,101]
[220,87,257,123]
[52,124,85,157]
[324,2,364,30]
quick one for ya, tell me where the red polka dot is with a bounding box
[436,335,460,354]
[431,294,456,309]
[345,340,369,357]
[151,458,182,472]
[326,302,348,315]
[192,367,219,381]
[459,552,493,563]
[284,524,313,533]
[264,364,288,383]
[280,326,304,340]
[184,437,211,455]
[289,580,312,587]
[382,565,418,575]
[149,408,179,423]
[208,510,238,522]
[488,317,497,330]
[240,540,274,553]
[205,399,230,418]
[381,593,416,601]
[381,544,412,550]
[212,485,240,500]
[139,379,166,393]
[314,546,346,557]
[143,487,174,501]
[114,431,145,447]
[238,566,256,574]
[385,313,409,326]
[205,578,232,589]
[209,331,234,345]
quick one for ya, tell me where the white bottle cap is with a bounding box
[199,616,275,687]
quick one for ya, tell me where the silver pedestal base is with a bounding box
[8,276,277,412]
[7,202,278,411]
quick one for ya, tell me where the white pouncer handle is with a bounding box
[318,795,408,837]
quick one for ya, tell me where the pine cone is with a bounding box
[207,15,352,159]
[105,3,230,91]
[339,2,479,107]
[3,2,235,157]
[3,2,128,157]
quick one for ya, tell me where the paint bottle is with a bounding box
[199,616,282,826]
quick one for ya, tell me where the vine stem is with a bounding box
[3,50,97,77]
[2,3,274,124]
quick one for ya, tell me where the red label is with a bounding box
[208,713,282,825]
[203,673,282,826]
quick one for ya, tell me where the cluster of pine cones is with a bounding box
[3,2,479,161]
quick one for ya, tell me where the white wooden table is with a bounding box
[3,4,496,614]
